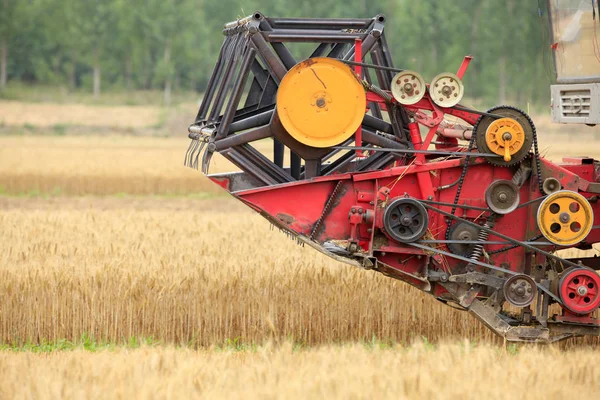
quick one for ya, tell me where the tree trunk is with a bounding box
[93,47,101,97]
[163,41,172,106]
[0,39,8,89]
[0,38,7,90]
[1,0,7,89]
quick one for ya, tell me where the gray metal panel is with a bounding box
[551,83,600,124]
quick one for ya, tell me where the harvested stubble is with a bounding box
[1,197,598,348]
[1,342,600,399]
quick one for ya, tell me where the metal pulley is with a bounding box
[485,180,520,214]
[383,198,429,243]
[542,178,561,195]
[474,106,534,167]
[557,267,600,315]
[503,274,537,307]
[430,72,464,108]
[536,190,593,246]
[391,70,426,105]
[447,222,480,256]
[277,57,366,148]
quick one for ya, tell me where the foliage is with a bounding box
[0,0,555,105]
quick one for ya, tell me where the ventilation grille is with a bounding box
[560,89,592,117]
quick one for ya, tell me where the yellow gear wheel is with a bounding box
[277,57,366,148]
[537,190,594,246]
[485,118,526,163]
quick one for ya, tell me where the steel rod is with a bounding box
[291,151,301,179]
[236,144,294,183]
[217,46,257,139]
[209,34,246,122]
[215,125,272,151]
[195,36,232,122]
[263,31,368,43]
[266,17,372,30]
[340,59,403,73]
[274,139,284,168]
[250,33,287,82]
[229,110,273,133]
[361,130,408,149]
[363,114,393,134]
[332,145,500,158]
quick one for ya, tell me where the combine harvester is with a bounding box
[186,3,600,342]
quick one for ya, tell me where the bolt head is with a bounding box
[515,286,526,296]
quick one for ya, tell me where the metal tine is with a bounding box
[184,140,194,166]
[185,140,199,168]
[187,140,197,169]
[191,141,200,169]
[191,140,201,168]
[201,149,213,174]
[189,140,199,168]
[192,141,207,170]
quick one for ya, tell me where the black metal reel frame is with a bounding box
[186,12,412,189]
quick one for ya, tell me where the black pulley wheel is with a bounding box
[383,198,429,243]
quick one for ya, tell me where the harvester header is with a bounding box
[186,12,600,342]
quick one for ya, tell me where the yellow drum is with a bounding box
[277,57,366,148]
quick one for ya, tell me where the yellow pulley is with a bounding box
[485,117,526,163]
[277,57,366,148]
[537,190,593,246]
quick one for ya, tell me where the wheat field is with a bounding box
[1,127,600,398]
[1,342,599,399]
[0,195,502,346]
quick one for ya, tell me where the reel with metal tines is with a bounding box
[536,190,593,246]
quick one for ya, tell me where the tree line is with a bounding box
[0,0,555,106]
